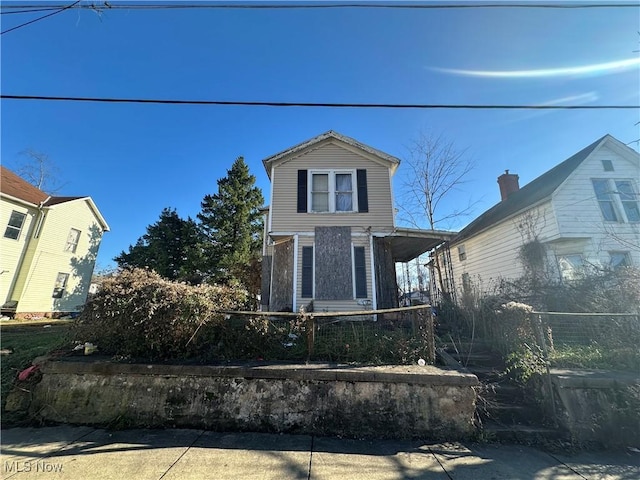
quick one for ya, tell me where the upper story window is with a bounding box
[297,169,369,214]
[592,179,640,223]
[65,228,81,253]
[457,245,467,261]
[309,170,357,213]
[4,211,27,240]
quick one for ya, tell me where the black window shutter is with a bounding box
[301,246,313,298]
[297,170,308,213]
[354,246,367,298]
[356,169,368,213]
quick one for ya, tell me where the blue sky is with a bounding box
[2,1,639,271]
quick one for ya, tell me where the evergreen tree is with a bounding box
[197,157,264,286]
[114,208,205,283]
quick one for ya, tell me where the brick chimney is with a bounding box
[497,170,520,201]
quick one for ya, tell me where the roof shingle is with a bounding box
[0,166,49,205]
[453,135,609,243]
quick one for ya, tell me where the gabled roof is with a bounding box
[44,196,85,206]
[262,130,400,178]
[453,134,625,244]
[1,166,110,231]
[0,166,49,205]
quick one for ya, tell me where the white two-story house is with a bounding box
[441,134,640,298]
[260,131,454,313]
[1,166,109,318]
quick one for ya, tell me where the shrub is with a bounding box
[73,268,248,360]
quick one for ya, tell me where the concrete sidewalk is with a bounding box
[1,426,638,479]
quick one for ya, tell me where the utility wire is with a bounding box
[1,94,638,109]
[1,2,639,11]
[0,1,80,35]
[1,8,61,15]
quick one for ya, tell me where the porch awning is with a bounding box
[385,227,456,263]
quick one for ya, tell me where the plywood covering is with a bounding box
[270,240,294,311]
[315,226,352,300]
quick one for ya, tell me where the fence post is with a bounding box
[305,312,315,361]
[426,309,436,364]
[534,313,557,422]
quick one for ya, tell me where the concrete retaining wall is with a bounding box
[21,361,478,440]
[550,369,640,447]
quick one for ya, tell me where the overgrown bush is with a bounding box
[74,268,249,360]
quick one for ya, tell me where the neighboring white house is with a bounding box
[260,131,454,312]
[1,166,110,318]
[440,134,640,298]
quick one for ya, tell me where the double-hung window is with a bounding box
[592,179,640,223]
[65,228,81,253]
[616,180,640,222]
[4,211,27,240]
[52,272,69,298]
[309,170,356,213]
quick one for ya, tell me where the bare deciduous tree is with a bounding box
[14,149,65,194]
[399,132,476,230]
[398,131,476,296]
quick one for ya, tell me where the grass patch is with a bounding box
[1,323,71,414]
[549,344,640,371]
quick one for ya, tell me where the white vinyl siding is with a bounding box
[12,199,105,314]
[448,140,640,297]
[448,202,559,295]
[552,143,640,266]
[270,142,395,232]
[0,200,36,304]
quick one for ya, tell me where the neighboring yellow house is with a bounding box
[0,166,109,318]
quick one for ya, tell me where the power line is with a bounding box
[1,94,638,109]
[0,1,80,35]
[1,8,61,15]
[1,2,638,11]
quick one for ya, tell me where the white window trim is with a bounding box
[65,228,81,253]
[4,210,27,241]
[308,169,358,213]
[592,178,640,223]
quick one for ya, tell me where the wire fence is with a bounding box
[472,308,640,372]
[534,312,640,372]
[217,305,435,365]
